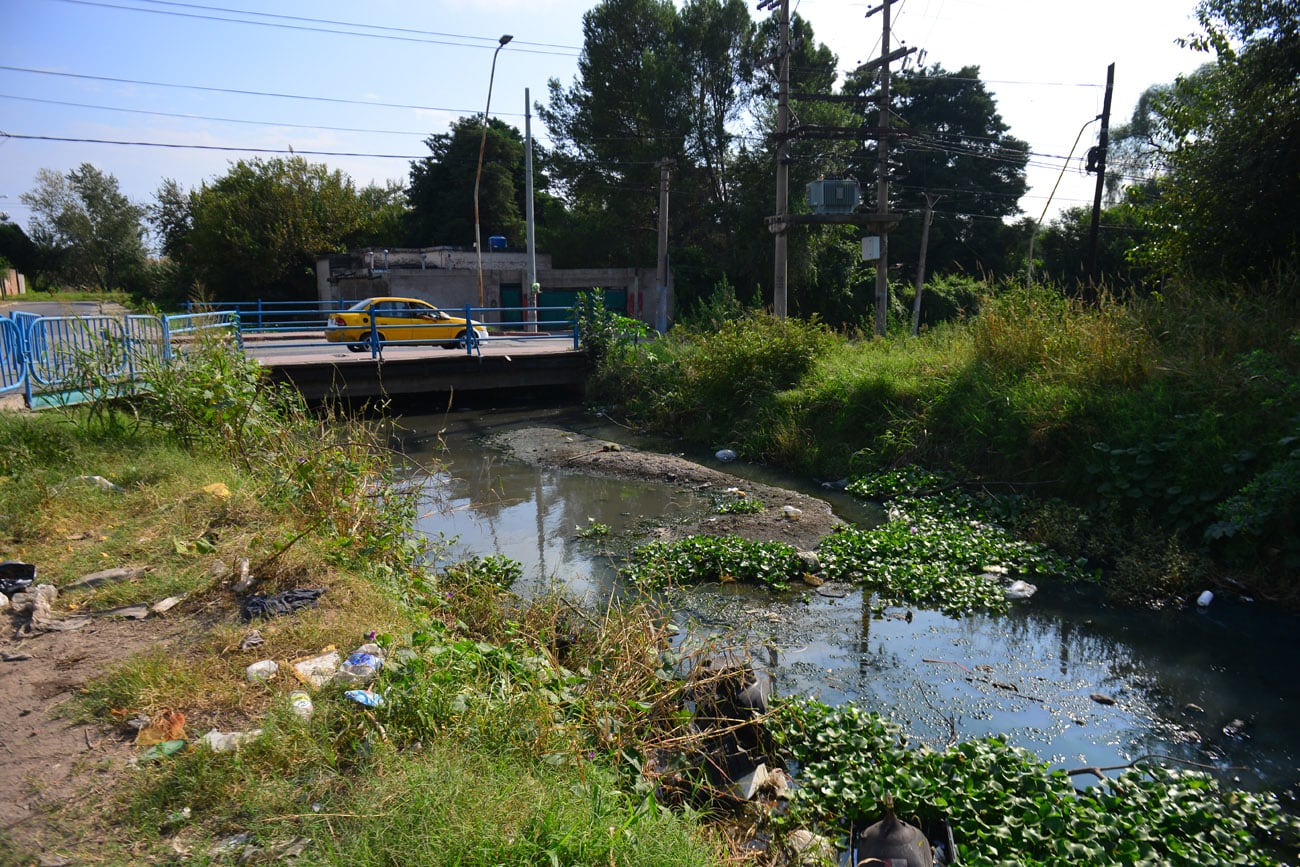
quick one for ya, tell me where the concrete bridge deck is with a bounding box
[249,336,590,401]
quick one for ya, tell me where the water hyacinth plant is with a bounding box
[827,468,1086,614]
[623,535,806,591]
[772,698,1300,866]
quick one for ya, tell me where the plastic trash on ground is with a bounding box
[344,689,384,708]
[289,689,314,721]
[245,659,279,682]
[0,560,37,597]
[333,643,384,686]
[290,649,340,689]
[200,729,263,753]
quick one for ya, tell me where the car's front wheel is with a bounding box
[347,343,366,353]
[450,329,468,349]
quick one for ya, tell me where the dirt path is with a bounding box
[485,426,842,551]
[0,613,187,859]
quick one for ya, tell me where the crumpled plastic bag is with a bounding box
[9,584,91,635]
[135,709,187,746]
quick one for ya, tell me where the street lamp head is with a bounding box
[499,34,513,46]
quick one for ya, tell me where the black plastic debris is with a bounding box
[0,561,37,597]
[240,588,326,622]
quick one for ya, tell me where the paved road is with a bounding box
[244,335,580,365]
[0,299,132,317]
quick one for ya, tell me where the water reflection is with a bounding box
[400,407,1299,793]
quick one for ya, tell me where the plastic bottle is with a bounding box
[288,690,313,722]
[245,659,278,682]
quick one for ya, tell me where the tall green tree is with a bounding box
[156,157,395,301]
[1142,0,1299,277]
[843,64,1030,282]
[19,163,150,293]
[405,117,528,249]
[0,216,37,278]
[540,0,764,289]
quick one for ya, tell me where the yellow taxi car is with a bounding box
[325,297,488,352]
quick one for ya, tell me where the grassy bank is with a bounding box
[0,338,725,865]
[587,279,1300,605]
[3,332,1297,865]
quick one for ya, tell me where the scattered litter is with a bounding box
[10,584,91,635]
[291,649,340,689]
[150,595,184,614]
[101,604,151,620]
[0,560,37,596]
[200,728,262,753]
[137,739,187,762]
[334,644,383,685]
[231,558,255,593]
[246,659,279,682]
[2,651,33,662]
[135,709,187,746]
[781,505,802,521]
[734,763,770,800]
[239,630,265,652]
[344,689,384,708]
[1090,693,1117,706]
[202,482,231,500]
[289,689,314,721]
[62,565,148,591]
[0,594,7,613]
[1196,589,1214,608]
[715,449,737,462]
[1004,579,1038,601]
[208,833,254,856]
[240,587,326,621]
[67,474,125,493]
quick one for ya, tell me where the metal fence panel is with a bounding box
[0,317,25,397]
[26,315,130,388]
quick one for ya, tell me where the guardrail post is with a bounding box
[369,314,380,359]
[464,305,474,356]
[573,307,580,350]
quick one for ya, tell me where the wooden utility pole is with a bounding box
[1085,62,1115,298]
[763,0,791,319]
[760,0,909,325]
[868,0,902,337]
[655,158,675,332]
[911,192,942,336]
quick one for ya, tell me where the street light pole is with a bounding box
[475,34,513,309]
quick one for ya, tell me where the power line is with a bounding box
[47,0,580,57]
[0,132,424,159]
[0,64,513,115]
[0,93,438,136]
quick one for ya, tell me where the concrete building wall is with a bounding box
[317,251,671,328]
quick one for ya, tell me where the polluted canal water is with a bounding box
[401,407,1300,797]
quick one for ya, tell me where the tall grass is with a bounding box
[589,278,1300,597]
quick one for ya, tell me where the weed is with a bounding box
[772,698,1300,866]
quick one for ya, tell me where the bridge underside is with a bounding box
[261,350,590,402]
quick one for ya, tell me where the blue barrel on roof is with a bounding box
[488,235,507,252]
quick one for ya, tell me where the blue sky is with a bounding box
[1,0,1207,240]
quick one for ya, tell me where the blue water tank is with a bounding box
[488,235,507,252]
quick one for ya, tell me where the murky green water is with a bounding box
[400,406,1299,796]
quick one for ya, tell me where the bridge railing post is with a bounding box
[369,313,380,358]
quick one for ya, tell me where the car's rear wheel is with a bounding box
[347,343,365,353]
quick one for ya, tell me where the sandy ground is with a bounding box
[485,426,843,552]
[0,613,189,860]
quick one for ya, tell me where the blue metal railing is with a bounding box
[8,311,239,408]
[0,316,26,397]
[3,301,587,407]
